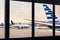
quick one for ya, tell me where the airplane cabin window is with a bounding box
[10,0,32,38]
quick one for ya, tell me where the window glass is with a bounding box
[35,3,53,37]
[55,5,60,36]
[10,1,32,38]
[0,0,5,39]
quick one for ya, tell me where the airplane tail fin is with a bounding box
[43,4,60,28]
[11,20,14,25]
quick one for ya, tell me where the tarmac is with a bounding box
[0,26,60,39]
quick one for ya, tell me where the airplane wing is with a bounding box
[25,18,60,25]
[36,23,52,27]
[25,19,52,26]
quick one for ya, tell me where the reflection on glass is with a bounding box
[35,3,53,37]
[0,0,5,39]
[55,5,60,36]
[10,1,32,38]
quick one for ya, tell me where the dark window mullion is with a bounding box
[53,0,55,39]
[5,0,9,39]
[32,0,35,38]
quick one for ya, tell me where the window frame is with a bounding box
[4,0,58,40]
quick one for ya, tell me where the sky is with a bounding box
[10,1,53,22]
[10,1,32,22]
[10,1,60,22]
[0,0,60,23]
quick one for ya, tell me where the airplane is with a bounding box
[25,4,60,29]
[10,20,31,29]
[0,20,31,29]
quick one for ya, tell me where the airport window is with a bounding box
[10,0,32,38]
[4,0,60,40]
[55,5,60,36]
[35,3,53,37]
[0,0,5,39]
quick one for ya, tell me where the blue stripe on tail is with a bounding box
[43,4,60,28]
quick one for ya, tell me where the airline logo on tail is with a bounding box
[43,4,60,28]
